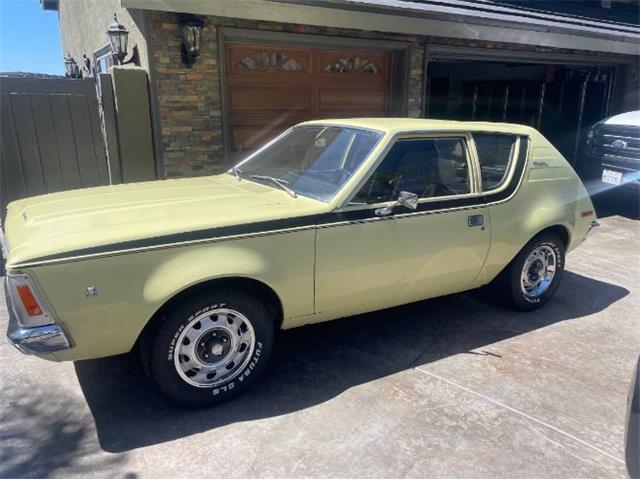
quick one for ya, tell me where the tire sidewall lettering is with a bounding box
[164,301,262,396]
[213,341,263,396]
[149,289,274,407]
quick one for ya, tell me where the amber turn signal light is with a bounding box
[16,285,43,316]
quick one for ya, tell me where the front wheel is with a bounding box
[141,289,275,407]
[496,232,565,311]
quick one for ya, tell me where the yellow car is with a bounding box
[2,118,599,406]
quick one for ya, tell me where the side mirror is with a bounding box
[375,191,419,216]
[397,190,419,210]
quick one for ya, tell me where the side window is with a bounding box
[473,133,517,191]
[353,137,470,204]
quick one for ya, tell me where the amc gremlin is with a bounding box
[1,118,599,406]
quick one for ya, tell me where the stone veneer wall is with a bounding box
[149,12,425,178]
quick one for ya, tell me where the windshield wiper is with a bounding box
[229,166,244,181]
[249,175,297,198]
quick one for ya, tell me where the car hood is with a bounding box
[602,110,640,127]
[3,174,327,267]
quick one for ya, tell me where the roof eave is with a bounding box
[120,0,640,56]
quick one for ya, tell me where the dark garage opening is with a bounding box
[425,60,614,169]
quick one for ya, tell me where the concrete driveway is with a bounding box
[1,194,638,478]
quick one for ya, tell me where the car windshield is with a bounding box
[232,125,383,202]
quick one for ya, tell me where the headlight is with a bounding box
[5,273,55,327]
[586,127,595,144]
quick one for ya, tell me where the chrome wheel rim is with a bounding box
[521,245,557,298]
[174,308,255,388]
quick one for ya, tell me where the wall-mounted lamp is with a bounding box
[106,13,140,66]
[179,14,204,66]
[64,53,81,78]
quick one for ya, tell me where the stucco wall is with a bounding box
[58,0,149,74]
[149,12,425,178]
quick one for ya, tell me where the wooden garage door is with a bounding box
[225,43,390,153]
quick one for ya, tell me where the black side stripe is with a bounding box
[24,215,320,264]
[21,136,528,266]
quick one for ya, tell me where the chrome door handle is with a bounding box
[468,214,484,227]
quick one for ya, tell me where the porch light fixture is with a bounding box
[63,53,81,78]
[179,14,204,65]
[106,13,140,66]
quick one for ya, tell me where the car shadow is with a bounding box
[74,270,629,453]
[0,382,136,478]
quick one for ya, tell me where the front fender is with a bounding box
[27,229,316,361]
[142,244,270,306]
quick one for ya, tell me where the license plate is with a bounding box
[602,169,622,185]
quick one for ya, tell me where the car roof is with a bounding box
[301,117,539,136]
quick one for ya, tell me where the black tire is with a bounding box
[494,232,565,311]
[141,289,275,407]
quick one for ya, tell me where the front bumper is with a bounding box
[0,220,7,260]
[600,162,640,191]
[0,221,7,276]
[8,323,71,354]
[4,280,72,355]
[580,154,640,191]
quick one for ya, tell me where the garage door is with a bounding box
[225,43,390,153]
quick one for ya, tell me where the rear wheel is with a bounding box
[495,232,565,311]
[141,289,274,407]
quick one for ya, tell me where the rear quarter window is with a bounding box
[473,133,518,191]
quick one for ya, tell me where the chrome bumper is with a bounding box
[0,220,7,259]
[8,323,71,354]
[5,280,71,355]
[0,221,7,276]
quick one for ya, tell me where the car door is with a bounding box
[314,132,491,316]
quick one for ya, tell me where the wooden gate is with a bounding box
[0,77,110,219]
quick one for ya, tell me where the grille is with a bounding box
[591,124,640,169]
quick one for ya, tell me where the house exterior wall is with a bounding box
[148,12,425,178]
[58,0,150,73]
[148,11,639,179]
[51,1,638,180]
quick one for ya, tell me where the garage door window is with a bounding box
[353,137,471,204]
[473,133,517,191]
